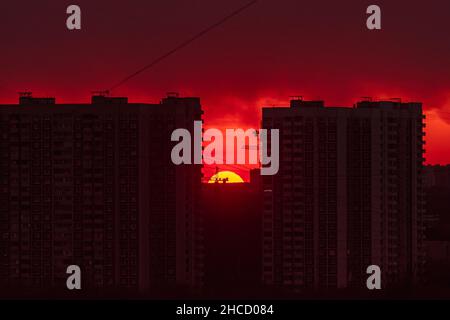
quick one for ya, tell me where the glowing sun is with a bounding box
[208,171,244,184]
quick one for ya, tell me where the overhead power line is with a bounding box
[109,0,258,91]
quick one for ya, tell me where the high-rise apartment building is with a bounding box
[261,99,426,290]
[0,93,204,294]
[201,181,262,296]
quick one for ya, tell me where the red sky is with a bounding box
[1,0,449,181]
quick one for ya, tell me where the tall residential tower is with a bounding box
[261,99,426,290]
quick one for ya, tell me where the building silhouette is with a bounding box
[0,93,203,295]
[423,165,450,229]
[261,99,426,291]
[201,176,262,297]
[423,165,450,189]
[422,165,450,288]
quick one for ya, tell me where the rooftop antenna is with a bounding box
[92,90,110,97]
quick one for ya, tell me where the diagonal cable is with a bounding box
[110,0,258,91]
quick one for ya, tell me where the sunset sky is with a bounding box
[1,0,449,181]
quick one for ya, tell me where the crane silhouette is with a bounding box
[212,167,229,184]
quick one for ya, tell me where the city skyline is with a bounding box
[1,1,450,168]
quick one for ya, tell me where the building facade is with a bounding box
[261,99,426,290]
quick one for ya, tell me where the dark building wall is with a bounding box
[261,100,425,291]
[423,165,450,288]
[0,95,203,295]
